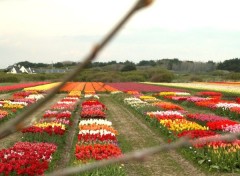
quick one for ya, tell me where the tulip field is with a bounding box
[1,81,240,175]
[144,82,240,95]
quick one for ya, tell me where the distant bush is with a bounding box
[225,72,240,80]
[189,76,203,82]
[211,70,228,76]
[0,75,20,83]
[150,72,174,82]
[124,74,145,82]
[217,58,240,72]
[121,64,136,72]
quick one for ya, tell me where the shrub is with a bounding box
[150,72,174,82]
[0,75,20,83]
[225,72,240,80]
[189,76,203,82]
[121,64,136,72]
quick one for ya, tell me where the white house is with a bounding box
[7,64,36,74]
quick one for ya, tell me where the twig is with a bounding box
[47,132,240,176]
[0,0,154,139]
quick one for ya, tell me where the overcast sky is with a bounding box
[1,0,240,68]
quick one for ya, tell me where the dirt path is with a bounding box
[0,93,66,150]
[0,93,11,99]
[56,101,81,169]
[101,96,206,176]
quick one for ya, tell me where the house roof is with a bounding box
[11,66,21,73]
[7,64,34,74]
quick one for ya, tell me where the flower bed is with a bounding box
[177,130,216,139]
[75,99,122,164]
[0,142,57,175]
[75,144,121,162]
[0,82,49,93]
[107,82,186,92]
[24,82,61,92]
[153,102,183,110]
[0,91,45,123]
[144,82,240,95]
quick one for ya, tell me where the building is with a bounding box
[7,64,36,74]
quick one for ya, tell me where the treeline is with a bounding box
[2,67,240,83]
[88,59,217,73]
[1,58,239,83]
[217,58,240,72]
[0,72,65,83]
[9,58,240,73]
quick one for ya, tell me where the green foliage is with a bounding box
[53,62,64,68]
[17,61,48,68]
[0,72,65,82]
[0,74,20,83]
[150,72,174,82]
[211,70,227,76]
[120,64,136,72]
[225,72,240,80]
[147,67,174,82]
[72,165,126,176]
[217,58,240,72]
[137,60,156,66]
[189,76,203,82]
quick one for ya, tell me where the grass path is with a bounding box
[56,101,81,170]
[101,96,205,176]
[0,93,11,99]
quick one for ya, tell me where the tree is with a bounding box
[217,58,240,72]
[121,64,136,72]
[53,62,64,68]
[137,60,156,66]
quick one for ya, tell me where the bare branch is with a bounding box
[0,0,154,139]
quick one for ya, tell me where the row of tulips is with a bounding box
[107,82,186,92]
[144,82,240,95]
[60,82,119,94]
[0,82,49,93]
[118,92,240,172]
[124,95,185,112]
[68,90,81,97]
[24,82,119,94]
[23,82,61,92]
[60,82,85,92]
[75,99,122,164]
[0,91,45,123]
[159,91,240,120]
[80,100,106,119]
